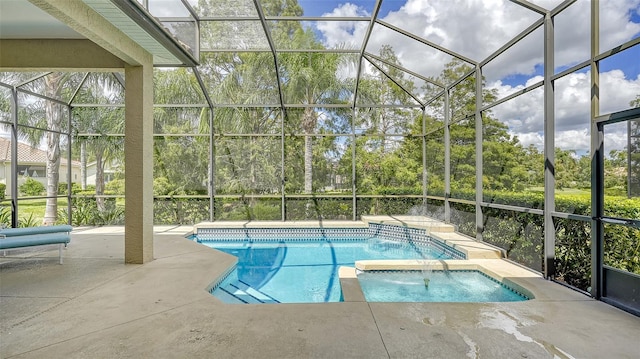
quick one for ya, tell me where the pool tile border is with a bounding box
[196,223,466,259]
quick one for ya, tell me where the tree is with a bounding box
[631,95,640,108]
[356,45,420,152]
[279,30,346,193]
[153,68,210,195]
[42,73,67,224]
[414,59,528,196]
[11,72,73,225]
[72,73,125,212]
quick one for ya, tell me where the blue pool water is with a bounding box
[202,238,452,303]
[358,270,528,302]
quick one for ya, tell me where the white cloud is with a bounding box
[317,3,370,49]
[490,70,640,153]
[317,0,640,81]
[314,1,640,154]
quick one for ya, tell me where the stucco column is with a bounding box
[125,64,154,264]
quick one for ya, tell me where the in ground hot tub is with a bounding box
[357,270,529,302]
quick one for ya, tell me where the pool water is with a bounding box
[203,238,452,303]
[358,270,528,302]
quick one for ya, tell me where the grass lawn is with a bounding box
[527,187,590,195]
[3,198,69,226]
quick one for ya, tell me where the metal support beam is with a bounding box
[193,68,216,221]
[550,0,578,17]
[628,120,632,199]
[422,108,428,210]
[509,0,547,15]
[352,108,358,220]
[67,106,73,225]
[353,0,383,108]
[377,20,477,65]
[10,87,18,228]
[281,108,286,221]
[590,0,604,299]
[364,57,424,106]
[209,107,216,221]
[475,65,484,241]
[444,90,451,223]
[112,72,126,90]
[68,73,90,106]
[480,18,544,67]
[364,53,445,88]
[543,12,556,279]
[253,0,287,115]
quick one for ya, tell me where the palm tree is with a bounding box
[72,73,125,212]
[279,30,346,193]
[12,72,73,225]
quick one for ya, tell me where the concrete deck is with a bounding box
[1,225,639,358]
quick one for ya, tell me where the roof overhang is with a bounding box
[0,0,197,68]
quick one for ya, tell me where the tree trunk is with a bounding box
[43,130,60,225]
[304,135,313,193]
[95,149,105,212]
[42,73,64,226]
[80,141,87,190]
[302,107,315,194]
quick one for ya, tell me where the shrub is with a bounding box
[154,198,209,224]
[58,182,82,195]
[105,179,125,195]
[19,178,44,196]
[0,183,6,200]
[57,197,125,226]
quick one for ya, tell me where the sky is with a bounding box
[306,0,640,155]
[6,0,639,156]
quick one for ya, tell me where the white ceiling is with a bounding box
[0,0,85,39]
[0,0,194,66]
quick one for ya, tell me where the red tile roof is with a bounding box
[0,137,80,166]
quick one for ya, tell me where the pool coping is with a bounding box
[194,220,369,230]
[195,218,504,260]
[362,216,504,260]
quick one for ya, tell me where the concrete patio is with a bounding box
[1,226,639,358]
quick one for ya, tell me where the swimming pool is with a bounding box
[201,237,454,303]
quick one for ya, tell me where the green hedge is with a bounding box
[155,198,210,224]
[445,190,639,291]
[285,198,352,220]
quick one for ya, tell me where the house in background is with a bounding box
[0,137,86,197]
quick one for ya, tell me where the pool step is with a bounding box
[220,284,262,303]
[236,280,280,303]
[216,286,249,304]
[216,282,280,304]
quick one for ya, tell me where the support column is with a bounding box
[444,90,451,223]
[543,12,556,278]
[421,108,427,210]
[475,65,484,241]
[281,108,286,221]
[352,108,358,221]
[590,0,603,298]
[10,86,18,229]
[124,63,154,264]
